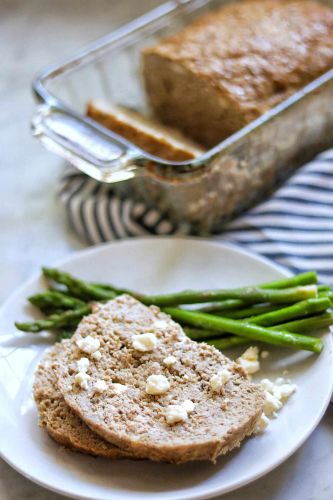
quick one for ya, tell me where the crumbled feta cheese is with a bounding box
[76,335,100,355]
[163,355,177,366]
[272,380,297,402]
[93,380,108,393]
[259,377,297,426]
[74,371,90,390]
[165,404,188,424]
[260,378,275,393]
[154,319,169,329]
[261,377,297,403]
[252,377,298,435]
[210,368,231,393]
[76,357,90,372]
[111,383,127,394]
[145,374,170,395]
[92,350,102,361]
[132,333,158,352]
[260,350,270,359]
[237,346,260,374]
[264,391,282,417]
[182,400,195,413]
[254,413,270,434]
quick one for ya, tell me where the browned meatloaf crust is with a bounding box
[143,0,333,147]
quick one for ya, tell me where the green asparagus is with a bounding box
[248,297,331,326]
[183,327,229,341]
[29,290,86,312]
[271,312,333,333]
[185,311,333,342]
[42,267,117,301]
[43,268,319,306]
[205,336,250,350]
[164,308,323,353]
[15,305,91,333]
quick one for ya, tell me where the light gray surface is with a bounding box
[0,1,332,499]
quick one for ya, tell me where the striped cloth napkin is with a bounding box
[59,149,333,285]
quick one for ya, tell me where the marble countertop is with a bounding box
[1,1,332,499]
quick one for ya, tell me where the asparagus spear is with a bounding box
[248,297,331,327]
[15,305,91,333]
[42,267,117,301]
[184,327,229,341]
[213,303,283,318]
[43,268,319,306]
[55,330,75,341]
[29,290,86,312]
[258,271,317,289]
[206,336,250,350]
[185,273,319,312]
[164,308,323,353]
[141,285,318,306]
[192,299,246,313]
[271,312,333,333]
[195,288,331,317]
[185,311,333,342]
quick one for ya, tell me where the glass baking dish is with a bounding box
[31,0,333,234]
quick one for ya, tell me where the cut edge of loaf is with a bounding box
[142,52,247,148]
[33,343,133,459]
[87,100,205,161]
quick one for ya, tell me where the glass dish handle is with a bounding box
[31,103,145,183]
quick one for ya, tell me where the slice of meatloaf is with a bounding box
[87,100,204,161]
[33,343,131,458]
[55,294,265,463]
[142,0,333,147]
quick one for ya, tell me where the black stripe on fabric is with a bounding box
[248,210,333,220]
[245,250,333,260]
[291,182,333,193]
[79,199,94,244]
[106,198,122,240]
[64,178,87,237]
[224,236,333,245]
[134,207,159,234]
[118,197,131,238]
[301,171,333,179]
[121,199,151,237]
[226,224,333,232]
[76,181,101,245]
[93,196,107,243]
[84,184,104,244]
[274,196,333,207]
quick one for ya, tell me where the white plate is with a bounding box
[0,238,332,500]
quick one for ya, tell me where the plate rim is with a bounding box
[0,236,332,500]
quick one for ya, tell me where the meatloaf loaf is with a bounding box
[143,0,333,148]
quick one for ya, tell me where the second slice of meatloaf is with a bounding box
[142,0,333,147]
[34,343,132,458]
